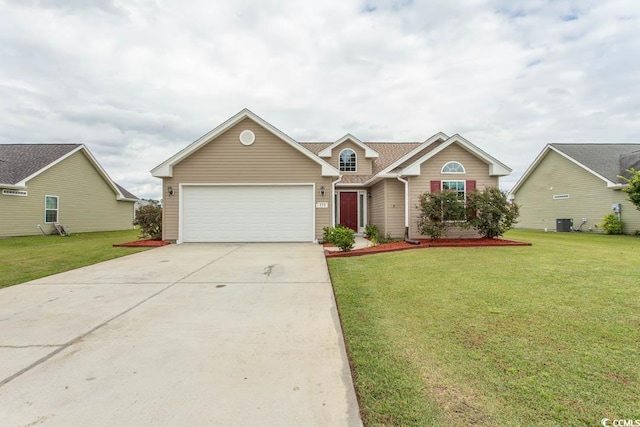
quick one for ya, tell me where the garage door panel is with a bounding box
[182,186,313,242]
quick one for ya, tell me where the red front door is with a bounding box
[339,192,358,232]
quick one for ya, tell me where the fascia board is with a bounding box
[318,134,379,158]
[77,145,128,200]
[152,109,340,178]
[16,145,84,187]
[400,134,512,177]
[375,132,449,176]
[0,183,27,190]
[548,146,615,186]
[509,145,616,197]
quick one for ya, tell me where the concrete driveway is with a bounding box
[0,243,362,426]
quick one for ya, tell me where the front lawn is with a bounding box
[329,230,640,426]
[0,229,150,289]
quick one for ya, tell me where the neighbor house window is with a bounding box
[441,161,465,174]
[45,195,59,223]
[339,149,357,172]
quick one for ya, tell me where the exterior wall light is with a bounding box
[167,186,174,196]
[320,186,325,197]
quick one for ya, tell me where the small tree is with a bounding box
[466,187,520,238]
[619,168,640,211]
[417,190,467,240]
[133,200,162,240]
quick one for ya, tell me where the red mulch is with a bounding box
[325,238,531,258]
[113,239,171,248]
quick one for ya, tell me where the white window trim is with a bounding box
[338,148,357,173]
[441,161,466,174]
[44,195,59,223]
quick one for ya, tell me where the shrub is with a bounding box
[466,187,520,238]
[133,200,162,240]
[417,191,467,240]
[323,225,355,251]
[365,224,379,245]
[600,213,623,235]
[332,226,355,251]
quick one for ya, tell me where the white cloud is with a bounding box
[1,0,639,198]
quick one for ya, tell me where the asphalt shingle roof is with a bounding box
[0,144,137,199]
[300,141,424,176]
[0,144,81,185]
[551,143,640,184]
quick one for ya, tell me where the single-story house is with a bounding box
[0,144,138,237]
[509,143,640,234]
[152,109,512,243]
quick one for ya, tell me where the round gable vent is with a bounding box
[239,130,255,146]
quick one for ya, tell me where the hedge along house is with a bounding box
[152,109,512,243]
[0,144,138,237]
[509,143,640,234]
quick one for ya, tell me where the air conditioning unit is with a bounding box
[556,218,573,232]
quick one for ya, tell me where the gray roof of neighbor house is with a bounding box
[0,143,137,199]
[0,144,81,185]
[551,143,640,184]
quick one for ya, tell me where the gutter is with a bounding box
[331,175,343,227]
[396,175,420,244]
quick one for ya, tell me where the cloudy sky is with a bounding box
[1,0,639,199]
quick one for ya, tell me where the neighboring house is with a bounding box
[152,109,511,243]
[509,143,640,234]
[0,144,138,237]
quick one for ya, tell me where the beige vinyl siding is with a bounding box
[513,150,640,234]
[163,117,331,241]
[369,181,386,236]
[366,179,405,238]
[0,151,134,237]
[408,143,498,239]
[327,141,373,175]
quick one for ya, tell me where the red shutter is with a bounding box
[466,180,477,220]
[430,180,441,193]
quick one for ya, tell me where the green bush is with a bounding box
[365,224,379,245]
[133,200,162,240]
[600,213,623,235]
[323,225,355,251]
[466,187,520,238]
[332,226,355,251]
[417,191,467,240]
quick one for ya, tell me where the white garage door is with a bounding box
[181,185,314,242]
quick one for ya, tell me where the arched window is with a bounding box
[339,149,357,172]
[441,161,465,174]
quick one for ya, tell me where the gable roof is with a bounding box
[317,134,379,158]
[0,144,80,186]
[0,144,137,201]
[151,109,340,178]
[510,143,640,195]
[400,134,512,177]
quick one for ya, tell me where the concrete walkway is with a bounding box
[0,243,362,426]
[323,236,371,252]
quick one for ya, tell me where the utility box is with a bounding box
[556,218,573,232]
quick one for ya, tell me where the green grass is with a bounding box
[329,230,640,426]
[0,229,151,289]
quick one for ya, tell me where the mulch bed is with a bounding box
[325,238,531,258]
[113,239,171,248]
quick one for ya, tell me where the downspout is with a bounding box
[396,175,420,245]
[331,175,343,227]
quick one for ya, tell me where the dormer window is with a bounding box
[339,149,357,172]
[441,161,465,174]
